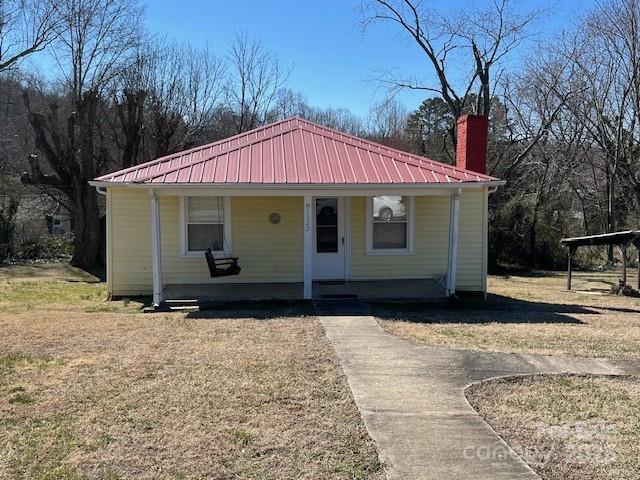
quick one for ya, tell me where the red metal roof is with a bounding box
[94,117,498,185]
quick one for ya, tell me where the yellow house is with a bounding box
[90,116,503,306]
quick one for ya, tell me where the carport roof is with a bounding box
[561,230,640,247]
[94,117,500,186]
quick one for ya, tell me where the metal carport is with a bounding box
[561,231,640,290]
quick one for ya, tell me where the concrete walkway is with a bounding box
[320,315,640,480]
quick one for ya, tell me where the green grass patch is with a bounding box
[99,471,123,480]
[230,428,255,446]
[0,280,145,313]
[0,353,54,377]
[5,415,82,479]
[9,392,35,404]
[0,280,106,307]
[334,458,383,480]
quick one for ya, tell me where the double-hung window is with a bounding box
[182,196,230,255]
[366,195,414,254]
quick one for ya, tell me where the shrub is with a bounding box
[16,233,73,262]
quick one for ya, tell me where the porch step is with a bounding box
[143,300,200,313]
[165,299,199,305]
[313,298,369,316]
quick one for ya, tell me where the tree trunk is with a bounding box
[68,91,102,269]
[70,184,102,269]
[529,191,543,269]
[22,90,106,270]
[119,90,146,168]
[607,174,616,263]
[529,220,537,269]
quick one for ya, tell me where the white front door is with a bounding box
[312,197,345,280]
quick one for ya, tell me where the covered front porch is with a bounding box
[145,187,468,306]
[164,279,446,302]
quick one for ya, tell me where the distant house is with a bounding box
[1,193,71,238]
[90,116,503,306]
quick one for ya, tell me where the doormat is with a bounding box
[320,294,358,299]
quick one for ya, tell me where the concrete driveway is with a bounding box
[320,315,639,480]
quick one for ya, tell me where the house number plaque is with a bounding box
[269,212,281,224]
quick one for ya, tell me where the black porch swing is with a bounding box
[204,234,241,278]
[205,248,241,277]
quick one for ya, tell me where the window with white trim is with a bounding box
[182,196,228,254]
[366,195,414,254]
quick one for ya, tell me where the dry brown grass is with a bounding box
[466,375,640,480]
[0,309,382,479]
[376,272,640,359]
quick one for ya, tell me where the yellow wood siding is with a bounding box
[350,196,449,280]
[456,189,487,291]
[108,188,486,296]
[109,188,152,295]
[109,189,302,295]
[350,190,486,291]
[159,196,302,285]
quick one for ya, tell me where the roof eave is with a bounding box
[89,179,506,190]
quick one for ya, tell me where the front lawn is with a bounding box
[0,265,382,479]
[0,263,145,313]
[466,375,640,480]
[375,272,640,358]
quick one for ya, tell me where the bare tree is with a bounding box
[499,62,586,266]
[227,33,289,133]
[486,0,640,267]
[21,0,142,268]
[367,98,407,136]
[148,40,226,157]
[544,0,640,259]
[366,98,410,149]
[362,0,539,144]
[303,106,364,135]
[270,87,310,120]
[0,73,34,175]
[0,0,58,72]
[497,47,583,179]
[113,85,146,168]
[108,38,227,164]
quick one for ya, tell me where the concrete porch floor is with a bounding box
[164,279,445,302]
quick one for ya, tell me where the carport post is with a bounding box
[620,243,628,284]
[567,246,576,291]
[634,238,640,290]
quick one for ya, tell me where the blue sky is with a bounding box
[144,0,593,116]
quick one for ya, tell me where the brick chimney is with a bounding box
[456,115,488,175]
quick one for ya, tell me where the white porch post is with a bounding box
[447,188,462,297]
[150,189,163,307]
[303,195,313,299]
